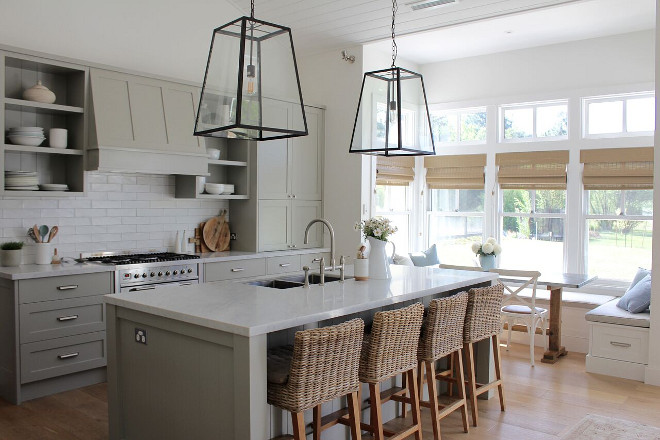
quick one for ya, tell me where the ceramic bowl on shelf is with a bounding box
[204,183,226,195]
[221,184,235,195]
[207,148,221,160]
[7,134,46,147]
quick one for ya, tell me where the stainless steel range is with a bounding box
[86,252,201,293]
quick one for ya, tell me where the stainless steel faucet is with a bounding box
[304,218,336,270]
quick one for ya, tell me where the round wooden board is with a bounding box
[202,217,221,251]
[217,220,230,251]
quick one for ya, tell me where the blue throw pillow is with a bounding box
[629,267,650,291]
[409,244,439,267]
[617,274,652,313]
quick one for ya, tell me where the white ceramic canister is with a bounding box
[49,128,68,148]
[35,243,52,265]
[354,258,369,281]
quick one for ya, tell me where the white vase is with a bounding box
[367,236,391,280]
[35,243,52,265]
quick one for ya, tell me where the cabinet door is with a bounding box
[128,79,168,149]
[291,107,323,200]
[258,200,291,251]
[291,200,323,248]
[90,69,135,145]
[257,102,291,199]
[162,85,204,153]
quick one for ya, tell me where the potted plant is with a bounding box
[471,237,502,270]
[1,241,24,267]
[355,217,398,279]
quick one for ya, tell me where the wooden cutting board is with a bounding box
[203,210,229,252]
[198,222,211,253]
[216,211,230,252]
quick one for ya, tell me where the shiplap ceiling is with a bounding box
[226,0,655,61]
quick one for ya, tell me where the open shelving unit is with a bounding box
[174,137,250,199]
[1,51,87,196]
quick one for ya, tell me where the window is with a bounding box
[584,92,655,137]
[501,101,568,141]
[428,189,485,266]
[500,189,566,273]
[430,108,487,144]
[375,185,411,254]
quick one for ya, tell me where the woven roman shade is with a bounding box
[581,147,654,190]
[496,150,569,190]
[424,154,486,189]
[376,156,415,186]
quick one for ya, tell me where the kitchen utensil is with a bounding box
[49,128,68,148]
[39,225,49,243]
[23,80,56,104]
[203,209,228,252]
[189,226,202,253]
[32,225,41,243]
[47,226,58,243]
[216,211,230,252]
[27,227,38,243]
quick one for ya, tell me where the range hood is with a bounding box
[87,68,208,175]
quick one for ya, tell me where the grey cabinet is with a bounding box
[88,68,207,175]
[0,272,113,404]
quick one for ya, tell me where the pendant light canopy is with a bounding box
[194,1,307,141]
[349,0,435,156]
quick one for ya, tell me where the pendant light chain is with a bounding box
[391,0,398,68]
[250,0,255,18]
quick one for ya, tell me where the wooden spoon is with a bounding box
[47,226,58,243]
[32,224,41,243]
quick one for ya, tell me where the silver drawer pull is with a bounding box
[231,268,245,272]
[57,315,79,322]
[58,352,79,360]
[279,263,291,268]
[179,282,192,286]
[57,285,78,291]
[610,341,632,348]
[129,286,156,292]
[312,258,322,263]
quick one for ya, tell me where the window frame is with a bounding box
[374,183,414,255]
[428,106,488,146]
[499,100,569,143]
[582,92,655,139]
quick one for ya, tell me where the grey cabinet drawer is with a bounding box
[18,272,113,304]
[300,252,330,269]
[20,296,105,343]
[205,259,266,282]
[21,331,106,384]
[267,255,301,275]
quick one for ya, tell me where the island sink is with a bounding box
[245,274,348,289]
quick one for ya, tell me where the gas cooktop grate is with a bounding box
[86,252,200,265]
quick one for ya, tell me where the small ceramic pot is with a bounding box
[35,243,52,265]
[354,258,369,281]
[1,249,22,267]
[23,80,56,104]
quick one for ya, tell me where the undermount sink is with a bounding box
[245,274,351,289]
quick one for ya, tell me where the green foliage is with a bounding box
[502,190,531,234]
[1,241,23,250]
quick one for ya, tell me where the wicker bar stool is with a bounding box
[417,292,470,440]
[462,283,506,427]
[267,318,365,440]
[358,302,424,440]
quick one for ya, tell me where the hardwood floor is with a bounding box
[1,344,660,439]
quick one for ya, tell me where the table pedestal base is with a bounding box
[541,346,567,364]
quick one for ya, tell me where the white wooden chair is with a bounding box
[489,269,547,366]
[439,264,484,271]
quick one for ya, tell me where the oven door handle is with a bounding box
[129,286,157,292]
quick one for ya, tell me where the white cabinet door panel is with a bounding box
[128,81,168,148]
[291,107,322,200]
[90,70,134,144]
[258,200,291,251]
[162,86,204,153]
[291,200,323,249]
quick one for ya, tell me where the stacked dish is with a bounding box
[39,183,69,191]
[7,127,45,146]
[5,171,39,191]
[222,184,235,195]
[204,183,225,195]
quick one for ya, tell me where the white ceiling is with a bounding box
[0,0,654,83]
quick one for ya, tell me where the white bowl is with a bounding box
[8,135,46,146]
[207,148,221,160]
[204,183,225,195]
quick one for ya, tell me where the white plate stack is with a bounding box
[39,183,69,191]
[7,127,46,146]
[5,171,39,191]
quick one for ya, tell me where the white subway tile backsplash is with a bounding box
[0,171,227,263]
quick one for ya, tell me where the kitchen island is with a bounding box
[104,265,497,440]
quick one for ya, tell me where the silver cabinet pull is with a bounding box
[57,285,78,291]
[58,352,79,360]
[610,341,632,348]
[129,286,156,292]
[231,268,244,273]
[279,263,291,268]
[57,315,79,322]
[179,282,192,286]
[312,258,322,263]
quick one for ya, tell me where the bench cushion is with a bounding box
[585,299,651,328]
[503,288,615,309]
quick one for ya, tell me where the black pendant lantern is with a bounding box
[194,0,307,141]
[349,0,435,156]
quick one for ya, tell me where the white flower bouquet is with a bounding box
[471,237,502,256]
[355,217,398,242]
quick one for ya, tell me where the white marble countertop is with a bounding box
[104,265,497,337]
[0,248,330,280]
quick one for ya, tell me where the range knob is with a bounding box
[158,272,163,277]
[187,268,193,273]
[150,272,156,277]
[142,273,147,278]
[173,270,179,275]
[165,271,171,276]
[133,273,140,279]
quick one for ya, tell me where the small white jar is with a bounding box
[35,243,52,265]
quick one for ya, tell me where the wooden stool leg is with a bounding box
[313,404,322,440]
[401,372,408,418]
[463,342,479,427]
[369,382,384,440]
[425,360,442,440]
[492,335,506,411]
[292,411,306,440]
[455,349,469,433]
[407,368,423,440]
[347,391,362,440]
